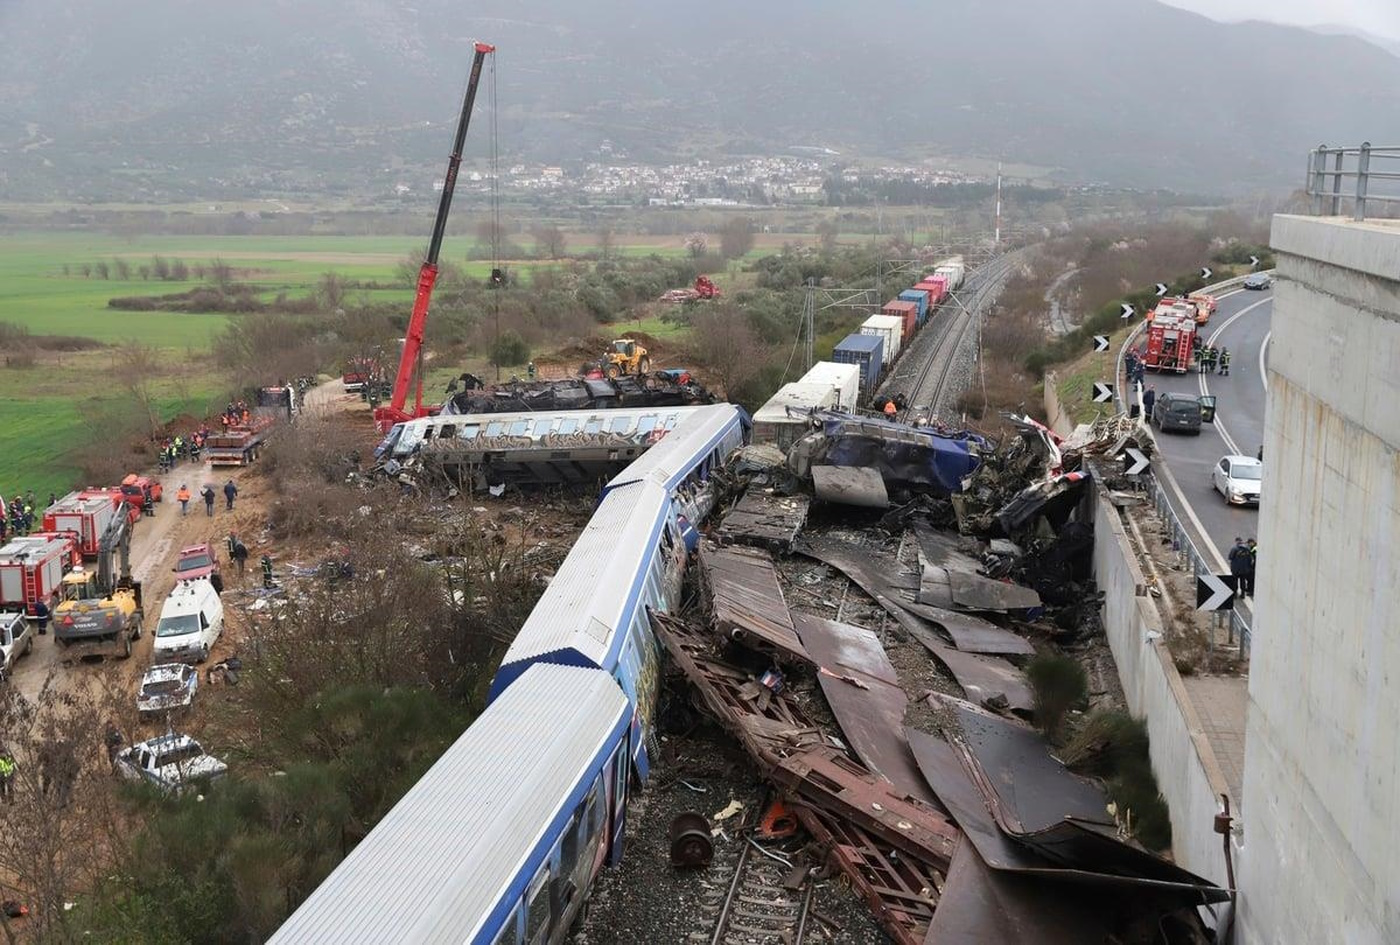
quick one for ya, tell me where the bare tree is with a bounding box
[112,258,132,281]
[137,265,151,281]
[318,272,347,311]
[684,232,708,259]
[113,340,163,435]
[94,261,110,280]
[208,258,234,290]
[151,255,171,281]
[816,219,840,252]
[718,217,756,260]
[596,225,615,260]
[170,259,189,281]
[686,305,772,403]
[531,226,568,260]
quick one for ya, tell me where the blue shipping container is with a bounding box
[832,332,884,397]
[899,290,929,324]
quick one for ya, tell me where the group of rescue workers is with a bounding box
[1,490,57,541]
[1194,345,1231,375]
[157,425,213,473]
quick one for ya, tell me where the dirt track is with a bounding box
[9,378,352,716]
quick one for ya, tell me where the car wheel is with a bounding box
[122,634,132,659]
[199,644,210,663]
[25,635,33,655]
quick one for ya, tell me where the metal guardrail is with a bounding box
[1306,143,1400,221]
[1141,469,1252,659]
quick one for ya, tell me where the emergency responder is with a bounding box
[33,597,49,635]
[1219,347,1231,376]
[526,361,537,380]
[1143,385,1157,418]
[0,746,14,804]
[201,485,216,517]
[260,554,275,589]
[1194,346,1205,373]
[230,535,249,577]
[176,485,190,516]
[1245,538,1258,598]
[883,399,897,419]
[1206,346,1219,373]
[223,479,238,511]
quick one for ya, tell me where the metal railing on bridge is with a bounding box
[1140,470,1253,660]
[1306,143,1400,221]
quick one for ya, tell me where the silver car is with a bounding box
[1242,273,1272,290]
[0,612,34,682]
[1212,455,1262,506]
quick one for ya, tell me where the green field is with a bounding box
[0,230,744,496]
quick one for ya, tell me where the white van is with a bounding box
[153,579,224,663]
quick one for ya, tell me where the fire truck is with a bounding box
[1143,305,1198,373]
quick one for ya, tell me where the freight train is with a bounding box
[270,403,748,945]
[831,255,965,397]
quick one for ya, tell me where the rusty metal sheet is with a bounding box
[717,490,809,549]
[798,537,1034,657]
[926,645,1034,716]
[947,569,1043,612]
[811,465,889,508]
[773,746,958,865]
[791,612,941,809]
[699,545,809,664]
[929,692,1112,832]
[908,724,1229,905]
[928,841,1113,945]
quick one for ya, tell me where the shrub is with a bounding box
[1026,651,1088,743]
[489,330,530,367]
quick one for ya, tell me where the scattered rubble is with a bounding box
[577,405,1224,943]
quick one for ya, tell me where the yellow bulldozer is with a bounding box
[603,339,651,379]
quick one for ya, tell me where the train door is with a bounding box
[606,736,630,866]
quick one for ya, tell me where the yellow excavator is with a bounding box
[603,339,650,379]
[54,502,143,660]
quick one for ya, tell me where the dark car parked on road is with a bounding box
[1152,392,1203,434]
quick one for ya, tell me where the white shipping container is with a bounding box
[860,314,903,367]
[752,382,838,449]
[798,361,860,409]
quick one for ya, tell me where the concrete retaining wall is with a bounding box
[1235,216,1400,945]
[1092,490,1232,890]
[1042,372,1075,438]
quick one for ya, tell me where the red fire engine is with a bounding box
[1143,305,1197,373]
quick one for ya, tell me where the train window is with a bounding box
[438,424,456,439]
[664,415,679,430]
[509,420,530,437]
[608,416,632,433]
[585,776,603,843]
[533,419,554,436]
[614,743,629,801]
[557,418,578,435]
[559,813,581,881]
[525,867,551,944]
[462,425,480,440]
[486,422,505,437]
[637,416,657,435]
[585,418,603,434]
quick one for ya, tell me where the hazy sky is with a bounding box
[1161,0,1400,39]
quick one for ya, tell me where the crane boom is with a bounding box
[375,40,496,434]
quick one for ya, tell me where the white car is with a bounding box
[1212,454,1262,506]
[0,612,34,681]
[153,579,224,663]
[137,663,199,717]
[115,733,227,794]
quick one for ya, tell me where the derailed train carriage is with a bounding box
[272,403,747,944]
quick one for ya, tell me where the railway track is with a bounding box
[694,833,813,945]
[905,253,1018,413]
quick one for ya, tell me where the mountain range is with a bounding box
[1,0,1397,200]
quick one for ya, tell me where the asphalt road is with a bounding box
[1135,286,1273,571]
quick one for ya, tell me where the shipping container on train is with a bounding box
[832,333,884,395]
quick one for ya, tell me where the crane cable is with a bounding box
[489,51,502,381]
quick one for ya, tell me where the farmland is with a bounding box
[0,229,767,494]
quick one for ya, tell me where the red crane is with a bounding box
[375,41,496,434]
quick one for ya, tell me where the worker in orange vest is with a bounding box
[883,399,898,419]
[175,484,191,516]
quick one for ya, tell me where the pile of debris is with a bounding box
[440,372,714,415]
[655,532,1226,943]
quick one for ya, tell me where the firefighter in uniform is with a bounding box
[1194,345,1205,373]
[1218,347,1231,376]
[1204,345,1218,374]
[260,554,275,589]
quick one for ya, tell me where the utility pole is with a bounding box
[995,162,1003,249]
[802,278,817,373]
